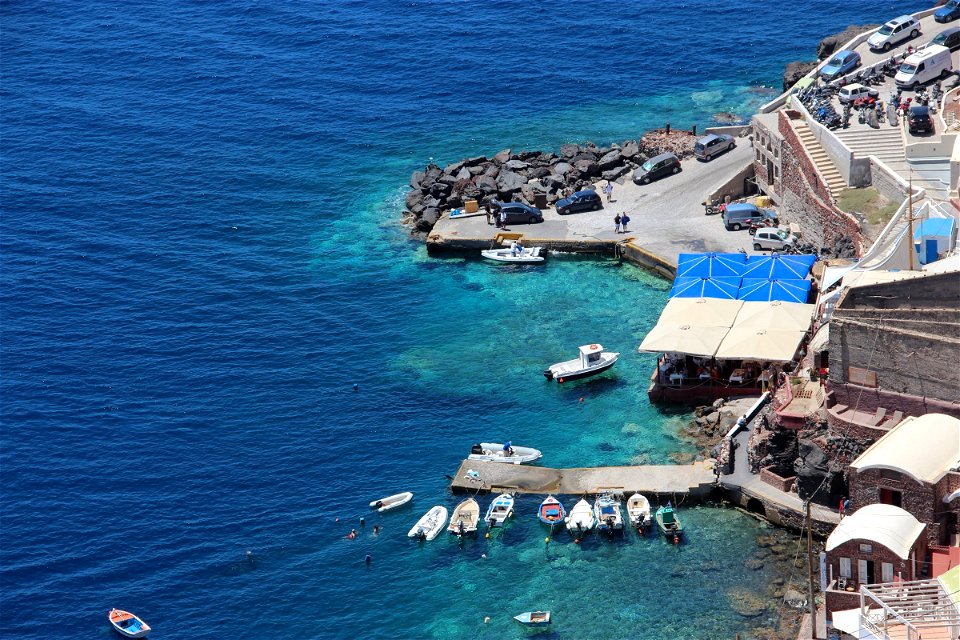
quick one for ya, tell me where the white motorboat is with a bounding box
[626,492,652,530]
[468,442,542,465]
[407,505,448,541]
[544,344,619,383]
[480,246,544,263]
[594,493,624,533]
[448,498,480,536]
[369,491,413,513]
[484,493,514,528]
[564,498,596,535]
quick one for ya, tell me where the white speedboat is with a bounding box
[468,442,542,465]
[484,493,514,528]
[369,491,413,513]
[408,505,448,541]
[564,498,595,535]
[626,492,652,530]
[544,344,619,383]
[448,498,480,536]
[594,493,624,533]
[108,609,151,639]
[481,246,544,263]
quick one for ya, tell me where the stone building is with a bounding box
[848,413,960,547]
[824,504,927,615]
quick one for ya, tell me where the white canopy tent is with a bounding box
[714,328,807,363]
[637,324,729,357]
[655,297,743,327]
[733,301,815,332]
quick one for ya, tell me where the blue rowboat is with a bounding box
[513,610,551,626]
[537,495,566,525]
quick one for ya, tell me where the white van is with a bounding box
[895,45,953,89]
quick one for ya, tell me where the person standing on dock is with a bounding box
[614,213,622,234]
[499,209,507,230]
[604,180,614,202]
[484,201,493,225]
[621,213,630,234]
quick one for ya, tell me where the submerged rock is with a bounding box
[727,587,768,618]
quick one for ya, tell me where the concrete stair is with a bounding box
[792,122,846,199]
[833,128,905,167]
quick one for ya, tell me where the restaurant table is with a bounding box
[729,368,746,383]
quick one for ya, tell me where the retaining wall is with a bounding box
[705,160,756,203]
[621,242,676,280]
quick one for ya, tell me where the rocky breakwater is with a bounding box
[402,130,697,234]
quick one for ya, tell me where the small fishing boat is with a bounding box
[480,246,544,263]
[448,498,480,536]
[537,495,566,525]
[369,491,413,513]
[655,503,684,539]
[513,610,551,627]
[593,493,624,533]
[407,505,448,541]
[626,492,652,530]
[484,493,514,528]
[564,498,595,534]
[468,442,542,465]
[108,609,151,638]
[543,344,619,383]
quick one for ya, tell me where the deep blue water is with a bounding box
[1,1,927,638]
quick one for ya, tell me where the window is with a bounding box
[840,557,852,578]
[882,562,894,583]
[880,488,902,507]
[859,544,873,553]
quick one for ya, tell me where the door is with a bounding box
[880,488,902,507]
[858,559,875,585]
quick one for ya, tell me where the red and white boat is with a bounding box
[108,609,151,638]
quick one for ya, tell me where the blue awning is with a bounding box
[676,252,747,278]
[742,254,816,280]
[914,217,955,239]
[737,278,812,303]
[670,276,741,299]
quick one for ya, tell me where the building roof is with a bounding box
[825,504,925,560]
[850,413,960,484]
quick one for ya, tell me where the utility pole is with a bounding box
[908,174,915,271]
[806,500,819,639]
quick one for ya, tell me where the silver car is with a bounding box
[694,134,735,161]
[753,228,796,252]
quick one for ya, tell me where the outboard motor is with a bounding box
[471,443,484,455]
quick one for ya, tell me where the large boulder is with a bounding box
[542,174,566,192]
[462,156,488,167]
[410,171,426,190]
[443,160,464,176]
[496,170,525,197]
[601,165,630,182]
[782,60,818,91]
[516,150,540,160]
[405,190,423,211]
[818,24,878,60]
[598,149,623,170]
[476,175,498,195]
[793,439,843,505]
[417,208,440,232]
[429,181,451,198]
[504,159,529,171]
[553,162,572,176]
[571,152,597,164]
[574,159,600,177]
[620,141,641,160]
[455,167,473,181]
[560,143,580,158]
[483,164,500,178]
[493,148,512,164]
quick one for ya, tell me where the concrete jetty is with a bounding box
[449,458,717,497]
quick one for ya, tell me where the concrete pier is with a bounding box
[450,459,717,497]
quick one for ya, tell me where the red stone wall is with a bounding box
[761,466,796,492]
[849,469,940,544]
[827,383,960,426]
[825,584,861,615]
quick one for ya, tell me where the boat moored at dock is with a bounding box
[481,246,544,263]
[564,498,596,535]
[593,493,624,533]
[468,442,542,465]
[108,609,151,638]
[485,493,515,528]
[626,492,652,530]
[544,344,618,383]
[655,503,684,541]
[537,495,566,525]
[448,498,480,536]
[408,506,448,541]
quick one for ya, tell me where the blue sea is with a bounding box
[1,2,927,638]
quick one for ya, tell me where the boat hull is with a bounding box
[370,491,413,513]
[448,499,480,536]
[655,508,684,538]
[513,611,551,626]
[544,354,618,382]
[480,248,544,263]
[537,496,566,525]
[408,506,448,541]
[468,443,542,465]
[108,610,150,639]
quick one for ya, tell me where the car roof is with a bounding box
[834,50,859,59]
[910,105,930,114]
[649,152,678,162]
[937,27,960,37]
[502,202,532,209]
[698,134,721,144]
[842,83,868,91]
[574,189,597,196]
[887,15,916,26]
[726,202,759,213]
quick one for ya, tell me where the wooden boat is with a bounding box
[448,498,480,536]
[593,493,624,532]
[513,610,551,626]
[564,498,595,534]
[544,344,619,383]
[655,503,684,539]
[626,492,652,530]
[484,493,514,528]
[407,505,448,541]
[369,491,413,513]
[537,495,566,525]
[481,246,545,263]
[468,442,542,465]
[108,609,151,638]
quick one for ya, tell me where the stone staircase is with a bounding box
[833,127,905,169]
[792,121,846,199]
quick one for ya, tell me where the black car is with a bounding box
[908,105,933,134]
[555,189,602,215]
[492,201,544,224]
[632,152,681,185]
[931,26,960,51]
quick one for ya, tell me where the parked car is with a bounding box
[931,27,960,51]
[492,201,544,224]
[908,105,934,134]
[632,152,681,185]
[867,16,921,52]
[753,228,797,252]
[896,45,953,89]
[555,189,602,215]
[820,50,862,81]
[935,0,960,23]
[838,83,879,105]
[694,134,736,161]
[722,202,775,231]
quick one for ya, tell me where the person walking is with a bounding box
[621,212,631,233]
[838,496,847,519]
[604,181,614,202]
[484,201,493,225]
[499,209,507,230]
[614,213,622,233]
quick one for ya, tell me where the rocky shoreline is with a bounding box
[781,24,878,90]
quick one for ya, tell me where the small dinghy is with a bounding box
[537,495,566,525]
[626,492,652,530]
[594,493,624,533]
[484,493,514,528]
[655,503,684,541]
[468,442,542,465]
[564,498,595,535]
[481,245,544,263]
[108,609,151,639]
[448,498,480,536]
[369,491,413,513]
[544,344,619,383]
[408,505,448,541]
[513,610,551,627]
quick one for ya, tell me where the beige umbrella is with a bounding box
[733,301,815,332]
[656,297,743,327]
[714,328,806,362]
[638,323,729,357]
